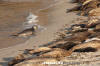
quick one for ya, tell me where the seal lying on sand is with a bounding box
[8,40,100,66]
[89,8,100,16]
[12,25,38,37]
[8,19,100,66]
[67,0,100,16]
[72,0,88,4]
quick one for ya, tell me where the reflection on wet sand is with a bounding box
[0,0,56,49]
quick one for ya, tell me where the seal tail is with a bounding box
[10,34,18,37]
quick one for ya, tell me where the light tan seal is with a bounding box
[12,25,38,37]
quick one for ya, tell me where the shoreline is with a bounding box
[0,0,58,49]
[3,0,100,66]
[0,0,81,65]
[0,0,66,49]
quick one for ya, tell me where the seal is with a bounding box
[12,25,38,37]
[67,0,100,16]
[72,0,88,4]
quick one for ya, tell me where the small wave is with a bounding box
[26,12,38,23]
[23,12,46,32]
[36,25,47,32]
[23,12,38,29]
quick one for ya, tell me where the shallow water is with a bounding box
[0,0,58,49]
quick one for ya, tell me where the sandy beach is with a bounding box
[0,0,57,49]
[0,0,80,65]
[1,0,100,66]
[5,0,100,66]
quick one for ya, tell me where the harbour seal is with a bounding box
[12,25,38,37]
[72,0,88,4]
[67,0,100,16]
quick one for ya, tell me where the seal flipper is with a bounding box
[9,34,19,38]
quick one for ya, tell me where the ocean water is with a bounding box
[1,0,37,2]
[0,0,59,49]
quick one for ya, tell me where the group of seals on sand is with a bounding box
[8,19,100,66]
[8,0,100,66]
[67,0,100,16]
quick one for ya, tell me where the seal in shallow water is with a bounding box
[12,25,38,37]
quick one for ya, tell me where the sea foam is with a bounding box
[23,12,38,29]
[23,12,46,31]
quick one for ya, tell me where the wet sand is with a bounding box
[0,0,81,65]
[0,0,56,49]
[1,0,100,66]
